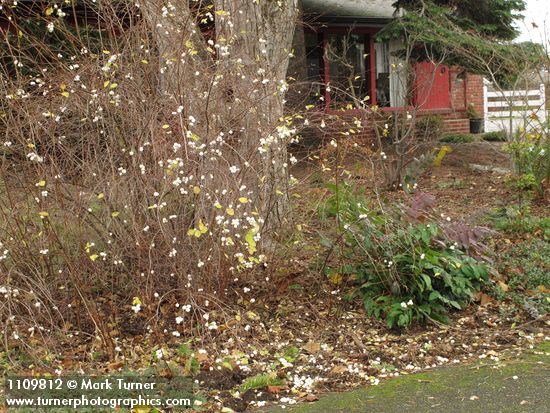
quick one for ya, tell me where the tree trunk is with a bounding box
[140,0,298,230]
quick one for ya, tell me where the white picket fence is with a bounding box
[483,83,547,134]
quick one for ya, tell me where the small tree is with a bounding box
[0,0,301,356]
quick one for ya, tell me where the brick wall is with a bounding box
[297,107,472,147]
[291,66,484,144]
[464,73,485,117]
[450,68,466,111]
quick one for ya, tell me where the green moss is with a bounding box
[262,342,550,413]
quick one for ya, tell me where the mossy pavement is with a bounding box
[261,341,550,413]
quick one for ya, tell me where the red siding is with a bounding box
[413,62,450,110]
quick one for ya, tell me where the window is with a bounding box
[326,33,370,104]
[375,40,407,108]
[304,31,324,104]
[302,30,407,109]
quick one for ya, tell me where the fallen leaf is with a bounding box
[195,352,208,362]
[267,385,287,394]
[303,341,321,353]
[108,361,124,371]
[329,365,347,375]
[498,281,509,292]
[480,293,493,306]
[159,369,174,378]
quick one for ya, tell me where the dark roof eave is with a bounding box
[304,14,393,27]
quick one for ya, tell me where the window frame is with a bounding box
[305,27,379,110]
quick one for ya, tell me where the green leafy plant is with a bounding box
[466,104,481,120]
[322,184,490,328]
[239,373,285,393]
[487,206,550,240]
[497,239,550,316]
[440,133,475,143]
[504,126,550,197]
[482,131,508,142]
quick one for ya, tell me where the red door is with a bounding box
[413,62,450,109]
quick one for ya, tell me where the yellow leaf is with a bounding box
[141,59,149,64]
[328,273,343,285]
[45,7,54,16]
[133,406,151,413]
[38,211,49,218]
[245,229,257,255]
[187,228,201,238]
[193,186,201,194]
[198,220,208,234]
[226,207,235,216]
[162,124,170,129]
[246,311,259,321]
[109,83,118,89]
[61,91,69,97]
[303,341,321,353]
[37,180,46,187]
[499,281,510,292]
[111,211,120,217]
[238,197,248,204]
[214,202,222,209]
[433,146,452,167]
[132,297,142,306]
[89,254,99,262]
[103,80,110,88]
[97,193,104,199]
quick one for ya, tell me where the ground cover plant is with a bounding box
[504,124,550,198]
[320,184,491,328]
[482,131,508,142]
[440,133,476,143]
[495,239,550,317]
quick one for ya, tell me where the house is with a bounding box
[1,0,484,136]
[288,0,485,136]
